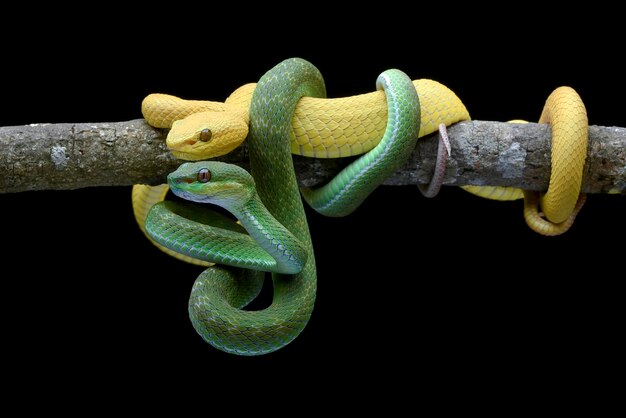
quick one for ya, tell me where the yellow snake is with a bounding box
[134,79,588,260]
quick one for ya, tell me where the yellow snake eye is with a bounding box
[198,168,211,183]
[199,128,212,142]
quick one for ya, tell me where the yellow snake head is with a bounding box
[167,110,249,160]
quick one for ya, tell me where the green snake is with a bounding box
[145,58,421,355]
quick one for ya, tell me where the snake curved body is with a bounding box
[142,79,465,158]
[462,87,588,234]
[133,78,466,263]
[144,59,422,354]
[301,70,421,216]
[137,76,587,246]
[135,59,590,354]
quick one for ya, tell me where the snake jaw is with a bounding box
[170,150,207,161]
[170,181,249,209]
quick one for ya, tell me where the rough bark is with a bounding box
[0,119,624,194]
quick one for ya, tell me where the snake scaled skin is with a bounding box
[145,59,421,354]
[138,75,588,241]
[134,76,467,265]
[463,87,588,235]
[137,60,588,353]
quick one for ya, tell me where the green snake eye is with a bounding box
[198,168,211,183]
[199,128,212,142]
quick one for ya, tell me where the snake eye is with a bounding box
[199,128,212,142]
[197,168,211,183]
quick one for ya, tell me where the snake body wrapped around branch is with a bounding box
[144,59,421,354]
[136,58,589,354]
[134,77,469,267]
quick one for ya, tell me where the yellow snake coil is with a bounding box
[135,79,588,253]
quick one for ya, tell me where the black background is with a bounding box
[1,7,623,394]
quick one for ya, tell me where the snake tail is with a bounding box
[523,86,588,235]
[523,191,587,236]
[418,123,451,198]
[462,87,588,235]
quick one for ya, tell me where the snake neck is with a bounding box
[229,193,308,275]
[224,83,257,124]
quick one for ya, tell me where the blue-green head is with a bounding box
[167,161,255,210]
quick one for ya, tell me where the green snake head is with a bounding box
[166,159,308,277]
[168,111,249,160]
[167,161,255,211]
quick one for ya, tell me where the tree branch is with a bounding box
[1,119,624,194]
